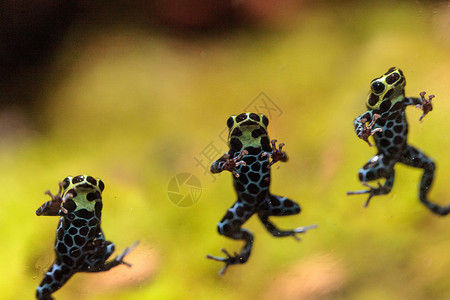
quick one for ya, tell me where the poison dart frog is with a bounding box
[347,67,449,216]
[36,175,138,299]
[207,113,317,274]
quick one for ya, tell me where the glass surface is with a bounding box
[0,1,449,299]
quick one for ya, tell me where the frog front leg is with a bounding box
[36,182,71,216]
[211,150,248,178]
[81,240,138,272]
[399,145,450,215]
[404,92,435,121]
[258,195,317,240]
[347,154,396,207]
[353,113,382,147]
[262,139,288,168]
[206,201,254,275]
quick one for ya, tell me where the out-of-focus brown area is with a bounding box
[263,254,348,300]
[0,0,304,111]
[0,1,78,106]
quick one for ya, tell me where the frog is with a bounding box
[35,175,138,299]
[206,113,317,274]
[347,67,450,216]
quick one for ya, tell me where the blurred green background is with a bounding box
[0,0,449,299]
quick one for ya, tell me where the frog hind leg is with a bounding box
[36,260,74,300]
[399,145,450,216]
[206,201,254,275]
[258,195,317,241]
[80,240,138,272]
[347,154,396,207]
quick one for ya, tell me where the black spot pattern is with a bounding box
[351,68,449,216]
[76,209,94,219]
[86,176,97,185]
[248,183,259,194]
[384,129,393,138]
[230,137,243,152]
[371,102,408,156]
[227,116,234,129]
[248,172,260,182]
[72,175,84,184]
[368,93,379,106]
[246,146,260,156]
[63,178,70,189]
[35,175,130,299]
[243,156,256,165]
[251,128,266,138]
[251,162,261,171]
[64,235,73,247]
[379,99,391,112]
[386,72,399,84]
[382,89,393,100]
[98,180,105,192]
[86,191,100,201]
[210,113,307,272]
[261,137,271,152]
[231,127,243,137]
[64,199,77,213]
[249,113,260,121]
[236,113,247,122]
[95,202,103,218]
[262,115,269,127]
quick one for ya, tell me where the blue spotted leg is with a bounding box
[347,154,396,207]
[36,176,138,299]
[399,145,449,215]
[207,113,317,274]
[348,67,449,215]
[206,201,255,275]
[258,195,317,240]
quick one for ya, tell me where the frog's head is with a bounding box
[62,175,104,213]
[366,67,405,110]
[226,113,271,152]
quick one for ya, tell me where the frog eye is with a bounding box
[371,81,385,94]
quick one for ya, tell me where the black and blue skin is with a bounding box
[347,67,450,216]
[207,113,317,274]
[35,175,138,299]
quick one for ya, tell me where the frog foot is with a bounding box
[223,150,248,178]
[347,181,382,207]
[262,139,286,168]
[206,248,246,275]
[114,241,139,267]
[37,181,71,216]
[44,181,64,201]
[358,114,383,147]
[416,91,434,121]
[291,224,318,241]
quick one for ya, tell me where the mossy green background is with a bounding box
[1,1,449,299]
